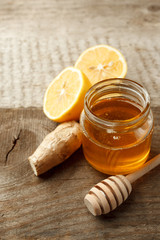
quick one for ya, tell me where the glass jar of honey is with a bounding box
[80,79,153,175]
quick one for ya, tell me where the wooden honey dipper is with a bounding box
[84,154,160,216]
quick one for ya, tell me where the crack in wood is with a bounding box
[5,129,22,165]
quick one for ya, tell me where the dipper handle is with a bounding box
[126,154,160,183]
[84,154,160,216]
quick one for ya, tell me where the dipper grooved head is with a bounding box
[84,175,132,216]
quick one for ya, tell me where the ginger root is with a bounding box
[28,121,82,176]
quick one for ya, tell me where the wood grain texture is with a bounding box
[0,0,160,107]
[0,107,160,239]
[0,0,160,37]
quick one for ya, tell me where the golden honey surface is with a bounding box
[82,98,153,175]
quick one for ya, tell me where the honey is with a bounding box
[80,79,153,175]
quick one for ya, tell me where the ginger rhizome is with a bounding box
[28,121,82,176]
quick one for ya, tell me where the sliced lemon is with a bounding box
[43,67,91,122]
[75,45,127,85]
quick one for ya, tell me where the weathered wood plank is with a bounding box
[0,0,160,108]
[0,107,160,239]
[0,0,160,37]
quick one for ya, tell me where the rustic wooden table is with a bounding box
[0,0,160,239]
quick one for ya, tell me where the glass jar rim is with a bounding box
[84,78,150,129]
